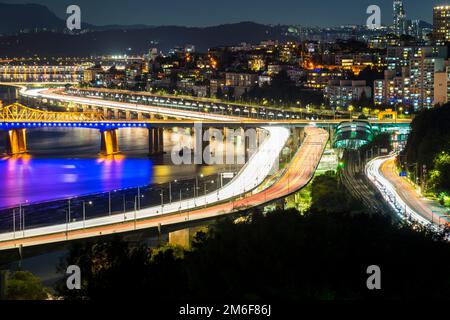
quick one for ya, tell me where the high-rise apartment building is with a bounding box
[393,0,407,36]
[324,80,372,109]
[409,55,445,109]
[433,5,450,45]
[374,46,448,110]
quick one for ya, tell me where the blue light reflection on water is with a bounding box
[0,156,153,208]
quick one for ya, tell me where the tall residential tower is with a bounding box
[433,5,450,45]
[393,0,407,36]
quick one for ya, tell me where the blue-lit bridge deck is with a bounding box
[0,102,411,156]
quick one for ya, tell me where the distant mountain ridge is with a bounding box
[0,2,66,34]
[0,2,295,56]
[418,21,433,29]
[0,2,152,34]
[0,21,294,56]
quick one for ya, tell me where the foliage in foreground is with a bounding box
[403,104,450,195]
[3,271,48,300]
[56,207,450,300]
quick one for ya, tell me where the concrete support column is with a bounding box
[194,126,211,165]
[6,128,27,155]
[100,129,119,155]
[149,128,157,155]
[293,127,305,148]
[113,109,120,119]
[103,107,109,118]
[202,128,211,155]
[243,127,258,162]
[203,128,212,165]
[148,127,164,155]
[125,111,131,121]
[245,132,250,162]
[223,127,230,162]
[137,112,143,120]
[238,127,245,163]
[256,128,267,147]
[159,128,164,153]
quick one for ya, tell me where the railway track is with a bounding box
[340,150,392,215]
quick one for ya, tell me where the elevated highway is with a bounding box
[0,127,328,250]
[0,84,410,248]
[18,87,411,127]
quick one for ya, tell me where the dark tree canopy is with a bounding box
[4,271,48,300]
[55,174,450,300]
[403,104,450,193]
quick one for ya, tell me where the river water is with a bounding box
[0,127,240,209]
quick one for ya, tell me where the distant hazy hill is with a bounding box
[0,22,293,56]
[418,20,433,29]
[0,3,66,34]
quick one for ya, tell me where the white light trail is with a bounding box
[20,87,242,122]
[366,156,435,228]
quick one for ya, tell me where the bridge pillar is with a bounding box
[148,127,164,155]
[242,127,259,162]
[125,111,131,120]
[113,109,120,119]
[103,107,109,118]
[169,226,206,249]
[202,128,211,156]
[193,126,211,165]
[223,127,230,161]
[100,129,119,155]
[244,132,252,162]
[6,129,27,155]
[292,127,305,149]
[137,112,143,120]
[237,127,246,163]
[256,128,262,148]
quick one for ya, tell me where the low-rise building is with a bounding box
[225,72,258,97]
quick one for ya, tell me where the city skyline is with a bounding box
[1,0,450,304]
[3,0,447,27]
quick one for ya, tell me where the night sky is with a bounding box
[4,0,446,27]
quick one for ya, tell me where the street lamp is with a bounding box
[82,200,93,229]
[160,190,164,214]
[179,188,182,211]
[12,209,16,239]
[108,191,112,215]
[134,196,137,230]
[137,186,141,210]
[186,188,190,220]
